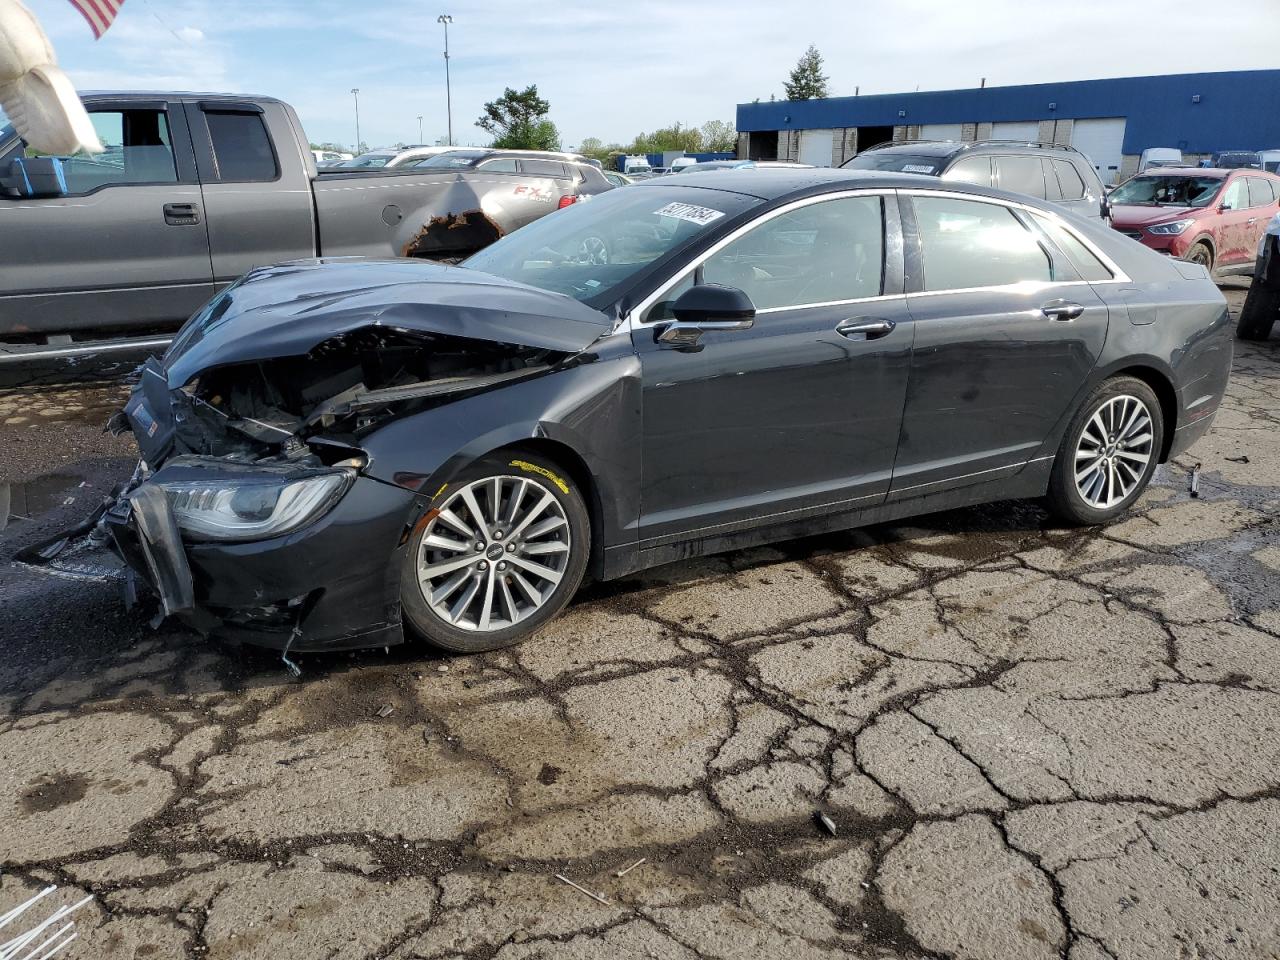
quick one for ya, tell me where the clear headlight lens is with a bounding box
[1148,218,1195,235]
[161,471,352,541]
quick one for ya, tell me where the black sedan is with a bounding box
[35,169,1233,655]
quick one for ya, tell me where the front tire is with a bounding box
[401,451,590,653]
[1186,241,1214,275]
[1046,377,1164,525]
[1237,282,1279,341]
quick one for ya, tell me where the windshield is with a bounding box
[463,185,763,305]
[414,150,488,169]
[843,153,943,175]
[1109,175,1222,207]
[342,154,392,168]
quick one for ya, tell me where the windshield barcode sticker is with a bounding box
[654,202,725,226]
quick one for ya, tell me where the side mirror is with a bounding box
[1219,201,1233,212]
[656,284,756,348]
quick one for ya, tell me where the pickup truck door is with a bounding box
[183,100,316,285]
[0,98,216,345]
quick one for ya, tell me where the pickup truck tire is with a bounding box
[1237,283,1279,341]
[401,450,591,653]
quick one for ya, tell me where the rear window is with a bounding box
[521,159,568,177]
[205,111,277,182]
[1052,159,1087,200]
[1031,214,1114,281]
[844,153,943,175]
[913,195,1052,291]
[993,155,1046,198]
[415,150,489,169]
[1247,177,1276,208]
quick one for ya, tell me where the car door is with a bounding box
[185,100,316,285]
[631,191,915,548]
[0,99,215,342]
[1214,177,1253,266]
[892,190,1109,496]
[992,154,1048,202]
[1244,177,1279,265]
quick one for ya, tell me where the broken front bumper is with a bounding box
[51,468,424,653]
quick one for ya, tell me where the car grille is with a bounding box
[1120,230,1143,241]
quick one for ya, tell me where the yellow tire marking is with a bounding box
[509,459,569,494]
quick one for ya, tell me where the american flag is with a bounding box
[68,0,125,38]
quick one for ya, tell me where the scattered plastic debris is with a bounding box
[1225,455,1250,464]
[0,884,94,960]
[553,874,611,906]
[376,704,394,718]
[815,812,837,836]
[1189,462,1202,499]
[615,858,646,878]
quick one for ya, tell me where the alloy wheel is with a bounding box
[416,475,571,631]
[1073,394,1154,509]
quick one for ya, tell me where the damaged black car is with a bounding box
[24,170,1233,655]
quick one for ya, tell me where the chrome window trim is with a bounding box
[898,187,1132,284]
[624,188,894,331]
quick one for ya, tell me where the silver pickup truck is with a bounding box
[0,93,612,361]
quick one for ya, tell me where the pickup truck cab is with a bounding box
[0,93,612,360]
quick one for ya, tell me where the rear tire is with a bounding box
[1237,282,1279,341]
[1186,241,1214,275]
[1046,377,1164,526]
[400,451,590,653]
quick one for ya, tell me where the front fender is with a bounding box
[359,340,641,552]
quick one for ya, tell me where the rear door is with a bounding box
[1244,177,1279,265]
[893,190,1109,496]
[185,100,316,284]
[992,154,1048,202]
[0,98,215,342]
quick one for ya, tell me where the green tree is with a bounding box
[476,85,560,149]
[784,45,829,100]
[700,120,737,153]
[631,122,702,155]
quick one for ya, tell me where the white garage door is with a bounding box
[798,129,834,167]
[991,121,1039,142]
[920,123,964,142]
[1071,118,1127,185]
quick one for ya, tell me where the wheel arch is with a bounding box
[1107,364,1179,462]
[1186,233,1216,267]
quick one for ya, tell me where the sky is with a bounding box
[26,0,1280,152]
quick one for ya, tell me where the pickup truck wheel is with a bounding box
[401,453,590,653]
[1045,376,1164,526]
[1237,282,1279,341]
[1186,241,1214,274]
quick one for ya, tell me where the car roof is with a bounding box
[631,166,1047,204]
[861,139,1081,160]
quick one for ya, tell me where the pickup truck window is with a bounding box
[25,109,181,197]
[520,159,567,178]
[205,111,278,182]
[477,158,518,173]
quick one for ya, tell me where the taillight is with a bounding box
[558,195,577,209]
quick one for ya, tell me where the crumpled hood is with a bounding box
[1109,204,1199,229]
[162,258,613,386]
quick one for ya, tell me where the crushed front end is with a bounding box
[15,260,604,653]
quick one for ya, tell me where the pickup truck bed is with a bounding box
[0,93,609,360]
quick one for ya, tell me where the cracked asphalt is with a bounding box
[0,280,1278,960]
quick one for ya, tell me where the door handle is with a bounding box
[1041,299,1085,321]
[163,202,200,225]
[835,317,895,340]
[1248,217,1258,225]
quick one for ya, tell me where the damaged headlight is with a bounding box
[160,471,353,541]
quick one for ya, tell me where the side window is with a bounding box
[477,158,518,173]
[1052,159,1087,201]
[205,111,278,182]
[520,159,568,177]
[942,156,991,187]
[1222,179,1247,211]
[32,110,178,196]
[700,195,885,310]
[643,273,695,323]
[993,155,1046,199]
[1031,214,1114,281]
[913,195,1052,291]
[1247,177,1275,208]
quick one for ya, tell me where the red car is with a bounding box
[1108,167,1280,275]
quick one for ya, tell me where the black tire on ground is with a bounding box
[1186,241,1214,274]
[1237,282,1280,341]
[400,449,591,653]
[1045,376,1165,526]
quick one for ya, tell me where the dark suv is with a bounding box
[842,140,1108,219]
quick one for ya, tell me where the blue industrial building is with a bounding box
[735,70,1280,183]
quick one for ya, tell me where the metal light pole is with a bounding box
[417,114,424,143]
[350,88,361,153]
[437,14,453,146]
